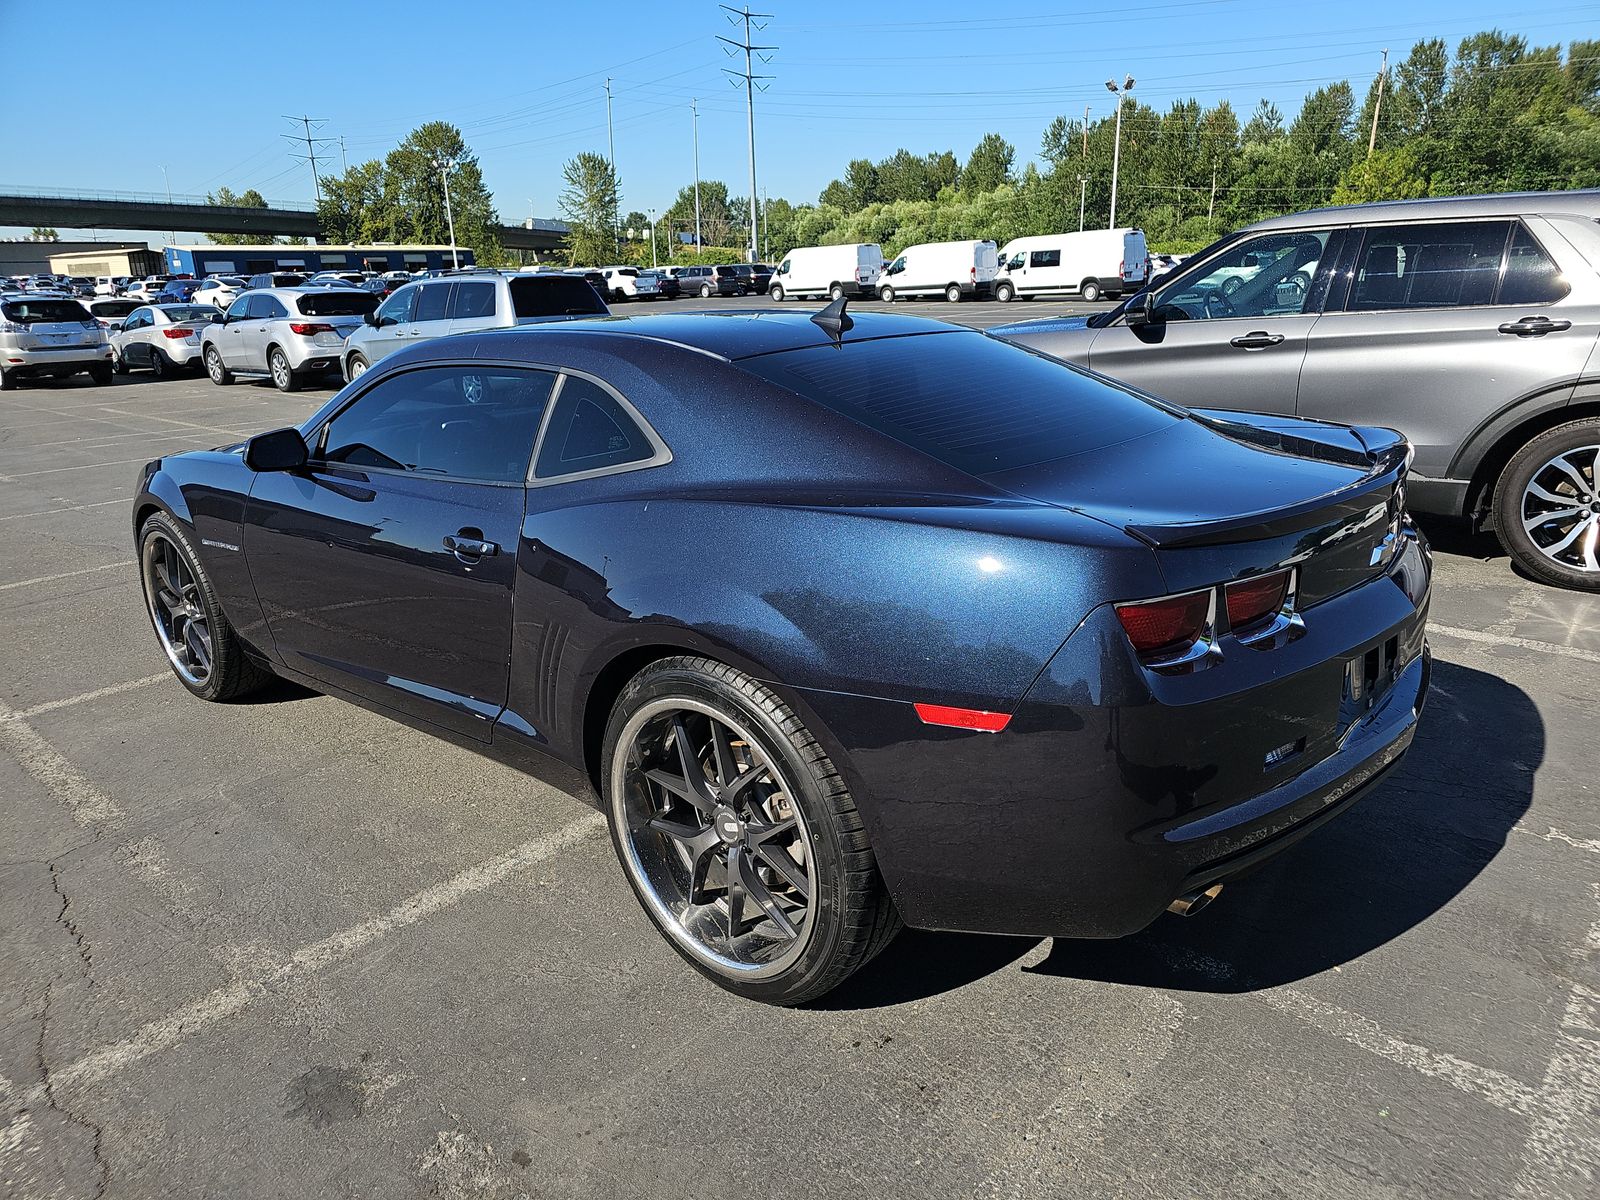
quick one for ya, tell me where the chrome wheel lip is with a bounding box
[140,532,212,686]
[1521,444,1600,573]
[610,696,818,981]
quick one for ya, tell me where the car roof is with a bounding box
[467,309,957,362]
[1246,188,1600,231]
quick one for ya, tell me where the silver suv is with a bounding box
[340,269,608,380]
[201,287,379,392]
[995,190,1600,591]
[0,295,113,389]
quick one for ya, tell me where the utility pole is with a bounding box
[433,157,459,269]
[161,164,175,245]
[1082,104,1090,158]
[648,209,658,269]
[1367,49,1390,157]
[1077,174,1087,232]
[691,98,702,251]
[1104,75,1135,230]
[604,78,615,171]
[762,186,769,260]
[339,136,348,174]
[1208,162,1218,220]
[720,5,775,264]
[283,114,332,203]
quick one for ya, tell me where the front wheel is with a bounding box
[828,283,846,302]
[945,283,963,303]
[878,285,895,303]
[1079,279,1101,302]
[205,346,232,385]
[268,347,299,393]
[769,285,785,302]
[994,280,1015,303]
[1493,418,1600,591]
[111,346,128,374]
[602,656,901,1005]
[347,353,370,381]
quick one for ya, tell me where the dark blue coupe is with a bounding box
[133,306,1431,1004]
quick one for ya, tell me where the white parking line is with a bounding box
[0,498,126,523]
[0,700,124,827]
[99,407,255,439]
[6,674,170,720]
[2,452,209,479]
[1431,623,1600,666]
[0,562,132,593]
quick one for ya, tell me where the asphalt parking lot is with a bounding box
[1,321,1597,1199]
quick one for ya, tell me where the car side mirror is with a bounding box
[244,427,308,473]
[1124,291,1160,328]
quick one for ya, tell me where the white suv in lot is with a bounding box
[0,295,113,389]
[340,270,609,379]
[201,288,379,392]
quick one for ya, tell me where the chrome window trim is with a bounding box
[525,365,674,489]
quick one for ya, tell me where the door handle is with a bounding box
[1498,315,1572,337]
[443,534,498,559]
[1229,331,1285,349]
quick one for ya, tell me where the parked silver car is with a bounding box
[201,288,379,392]
[110,304,221,377]
[0,295,113,389]
[995,190,1600,591]
[340,270,608,379]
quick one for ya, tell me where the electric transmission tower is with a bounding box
[719,6,774,264]
[282,115,335,204]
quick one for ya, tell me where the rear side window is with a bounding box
[258,297,289,319]
[91,300,140,317]
[448,282,497,319]
[508,276,607,317]
[162,305,216,322]
[414,283,452,322]
[1499,224,1569,305]
[2,299,90,323]
[1349,221,1510,311]
[297,291,380,317]
[739,331,1176,476]
[533,376,656,480]
[272,274,306,287]
[1029,249,1061,268]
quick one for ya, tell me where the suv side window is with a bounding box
[1499,223,1570,306]
[318,365,556,482]
[1347,221,1510,311]
[414,282,452,322]
[258,296,288,320]
[1029,249,1061,268]
[533,376,659,481]
[226,296,254,321]
[1156,230,1331,321]
[377,285,417,325]
[449,281,496,320]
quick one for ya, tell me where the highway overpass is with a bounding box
[0,188,567,251]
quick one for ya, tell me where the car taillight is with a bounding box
[289,322,334,335]
[1224,569,1291,631]
[162,327,195,339]
[1114,589,1211,658]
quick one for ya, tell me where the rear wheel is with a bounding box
[1079,279,1101,302]
[945,283,963,303]
[90,364,113,386]
[205,345,232,386]
[150,348,171,380]
[700,283,714,299]
[995,280,1015,303]
[0,369,14,391]
[769,285,785,302]
[878,285,895,303]
[828,282,846,302]
[603,656,900,1005]
[1493,418,1600,591]
[268,347,299,393]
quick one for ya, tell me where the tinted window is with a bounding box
[0,299,90,323]
[534,376,656,479]
[1029,249,1061,268]
[320,366,556,482]
[227,296,254,320]
[414,282,452,322]
[161,305,218,322]
[258,296,289,319]
[90,300,141,317]
[508,275,608,317]
[271,274,306,287]
[449,281,496,319]
[1499,224,1569,305]
[296,291,380,317]
[1157,230,1330,320]
[377,286,417,324]
[1349,221,1510,311]
[738,330,1176,476]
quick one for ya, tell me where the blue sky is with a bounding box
[4,0,1597,243]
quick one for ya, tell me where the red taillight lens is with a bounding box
[913,703,1011,733]
[161,327,195,339]
[1115,590,1210,657]
[289,322,333,335]
[1224,570,1290,631]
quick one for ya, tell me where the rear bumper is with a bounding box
[3,344,111,374]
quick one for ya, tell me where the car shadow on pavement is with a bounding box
[816,659,1538,1007]
[1415,515,1505,563]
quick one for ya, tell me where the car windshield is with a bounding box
[1,299,90,323]
[296,292,380,316]
[273,274,307,286]
[738,329,1177,475]
[509,276,608,317]
[162,305,219,322]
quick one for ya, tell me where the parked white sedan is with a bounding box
[110,304,221,378]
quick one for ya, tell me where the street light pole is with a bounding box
[691,98,702,252]
[648,209,658,268]
[434,157,459,269]
[1105,75,1135,230]
[1077,174,1087,232]
[160,164,175,245]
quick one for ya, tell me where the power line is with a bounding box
[281,115,334,204]
[719,4,775,263]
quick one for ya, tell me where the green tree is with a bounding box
[29,227,58,241]
[382,122,502,265]
[316,164,388,246]
[559,151,620,266]
[662,179,735,250]
[204,187,271,245]
[963,133,1015,192]
[1332,145,1431,203]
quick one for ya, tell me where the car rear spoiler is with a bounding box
[1124,410,1410,549]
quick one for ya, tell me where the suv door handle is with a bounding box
[443,534,498,560]
[1498,315,1572,336]
[1229,331,1285,349]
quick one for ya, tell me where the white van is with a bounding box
[877,240,998,303]
[993,229,1148,303]
[769,244,882,302]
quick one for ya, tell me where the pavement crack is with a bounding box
[34,981,111,1198]
[48,859,94,987]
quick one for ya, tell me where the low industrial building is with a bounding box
[161,243,476,277]
[46,244,164,278]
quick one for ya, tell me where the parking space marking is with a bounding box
[99,407,263,439]
[1517,824,1600,855]
[7,674,170,721]
[0,700,123,828]
[1,813,604,1110]
[0,498,126,523]
[1432,623,1600,666]
[18,425,258,452]
[2,452,212,479]
[0,562,132,593]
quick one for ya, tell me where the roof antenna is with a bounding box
[810,295,853,345]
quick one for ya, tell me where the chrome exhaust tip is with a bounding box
[1167,883,1223,917]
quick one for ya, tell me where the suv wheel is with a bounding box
[995,280,1015,303]
[1493,418,1600,591]
[1079,279,1101,302]
[769,285,785,302]
[602,656,901,1005]
[90,364,113,386]
[347,353,370,381]
[0,368,13,391]
[878,285,895,303]
[700,283,714,299]
[205,346,232,386]
[268,347,299,393]
[945,283,964,303]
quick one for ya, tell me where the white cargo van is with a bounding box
[993,229,1148,302]
[876,240,998,302]
[769,244,883,302]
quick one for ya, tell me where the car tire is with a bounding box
[945,283,963,303]
[111,346,128,374]
[268,347,299,393]
[205,346,232,386]
[1079,279,1101,302]
[347,353,370,381]
[602,655,901,1005]
[828,283,846,303]
[995,280,1015,303]
[90,364,113,386]
[1492,417,1600,592]
[700,284,714,299]
[138,510,273,702]
[878,285,895,303]
[769,285,785,302]
[0,368,16,391]
[150,349,171,380]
